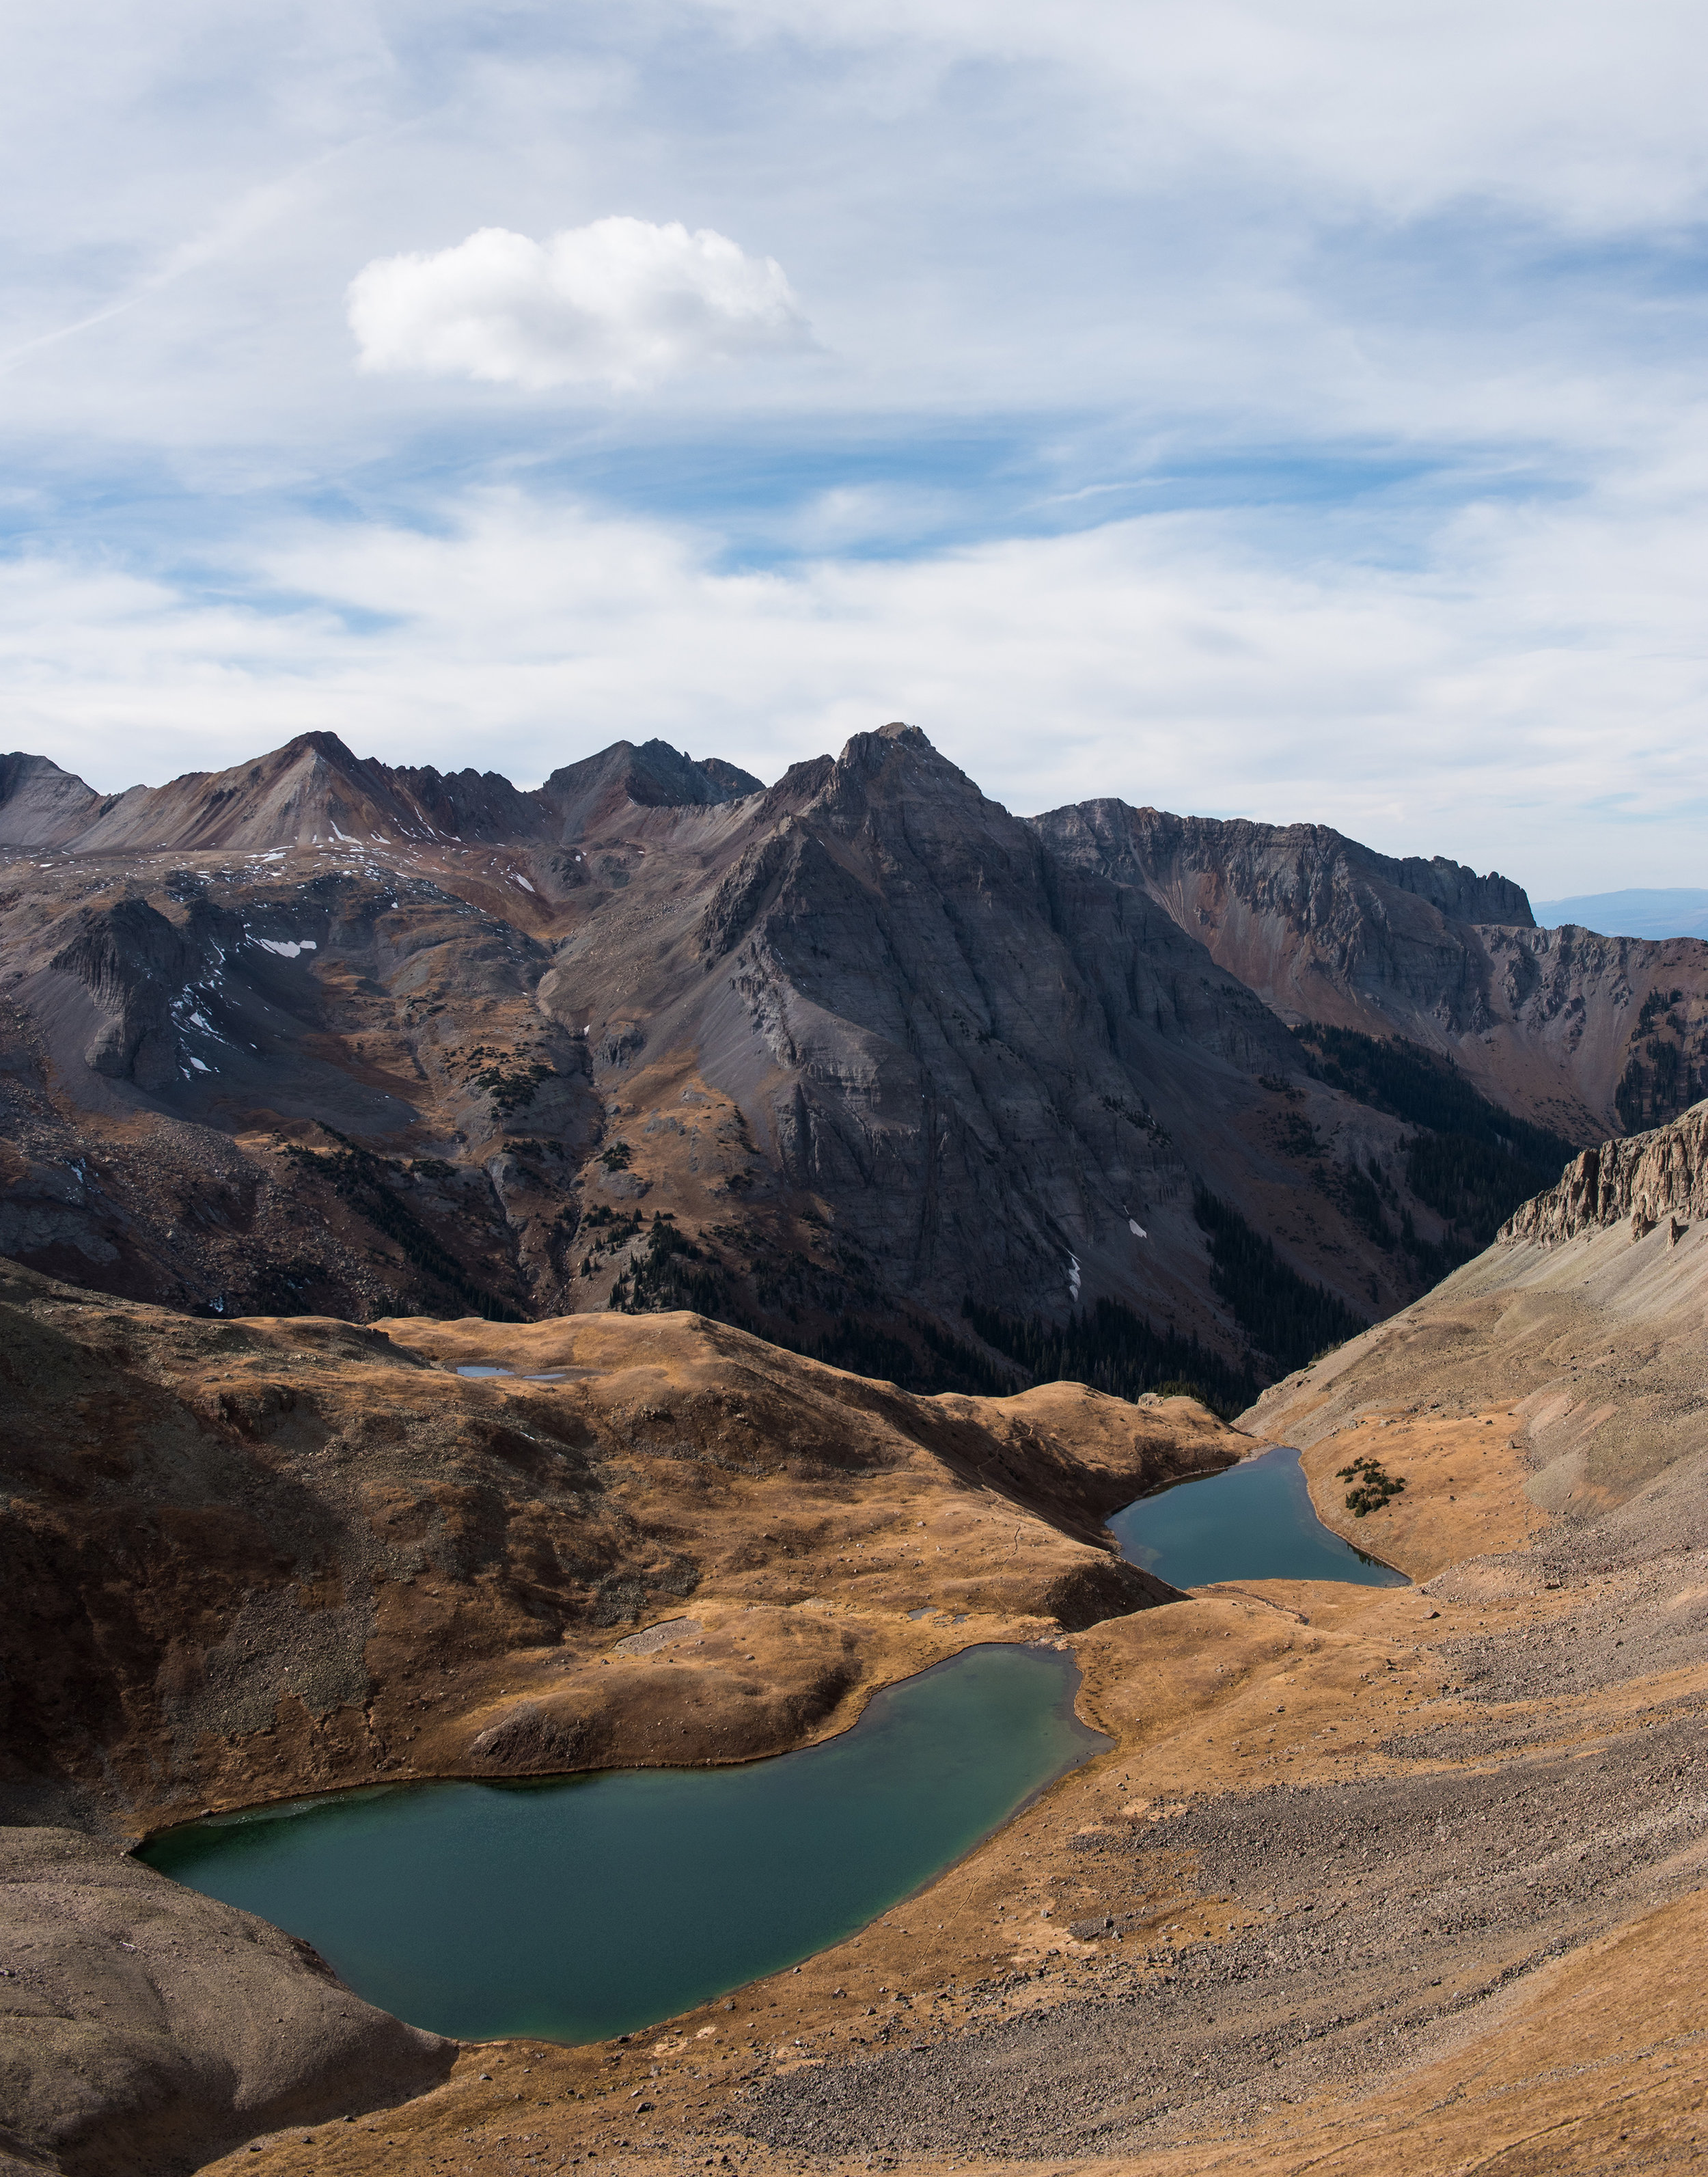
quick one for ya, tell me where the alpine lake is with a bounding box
[144,1441,1401,2041]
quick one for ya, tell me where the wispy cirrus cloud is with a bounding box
[346,217,813,390]
[0,0,1705,905]
[5,467,1707,895]
[696,0,1708,231]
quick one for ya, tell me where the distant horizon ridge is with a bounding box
[1530,887,1708,943]
[0,728,1529,912]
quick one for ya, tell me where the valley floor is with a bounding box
[197,1311,1708,2176]
[8,1198,1708,2176]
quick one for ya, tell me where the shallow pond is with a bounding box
[143,1643,1103,2044]
[453,1364,576,1381]
[1110,1445,1407,1589]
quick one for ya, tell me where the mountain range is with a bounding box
[1530,885,1708,942]
[6,720,1708,2175]
[4,721,1707,1403]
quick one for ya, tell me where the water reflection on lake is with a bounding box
[1110,1445,1407,1589]
[143,1643,1105,2044]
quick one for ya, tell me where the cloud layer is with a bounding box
[1,1,1705,905]
[5,471,1705,896]
[700,0,1708,230]
[346,217,812,389]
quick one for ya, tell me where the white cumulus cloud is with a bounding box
[346,217,812,391]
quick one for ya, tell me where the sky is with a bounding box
[3,1,1707,894]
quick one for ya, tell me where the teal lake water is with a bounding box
[142,1643,1104,2044]
[1110,1445,1408,1589]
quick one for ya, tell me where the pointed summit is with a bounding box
[65,731,426,853]
[541,738,761,842]
[0,752,112,847]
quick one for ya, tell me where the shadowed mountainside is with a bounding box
[1,723,1627,1401]
[1034,797,1708,1141]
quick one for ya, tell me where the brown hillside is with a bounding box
[0,1252,1249,2174]
[186,1108,1708,2177]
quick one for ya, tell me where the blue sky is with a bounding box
[3,0,1707,892]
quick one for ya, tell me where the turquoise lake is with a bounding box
[143,1642,1104,2044]
[1110,1445,1408,1589]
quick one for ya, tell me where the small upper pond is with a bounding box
[1110,1445,1408,1589]
[143,1643,1103,2045]
[453,1364,578,1381]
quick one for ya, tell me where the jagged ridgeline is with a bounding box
[1291,1026,1580,1255]
[10,720,1698,1397]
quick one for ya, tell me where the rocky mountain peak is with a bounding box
[540,737,762,840]
[1501,1097,1708,1246]
[270,728,365,769]
[818,720,1004,834]
[0,750,122,847]
[835,719,945,771]
[69,731,426,853]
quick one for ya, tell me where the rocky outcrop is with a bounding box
[45,896,195,1086]
[1034,799,1708,1138]
[0,1828,452,2177]
[1500,1099,1708,1246]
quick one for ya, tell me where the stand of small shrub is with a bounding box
[1337,1453,1406,1517]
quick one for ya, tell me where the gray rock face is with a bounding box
[0,756,111,849]
[1035,800,1534,932]
[47,897,195,1086]
[687,724,1305,1330]
[0,1826,452,2177]
[1031,800,1533,1040]
[1500,1100,1708,1245]
[0,717,1650,1367]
